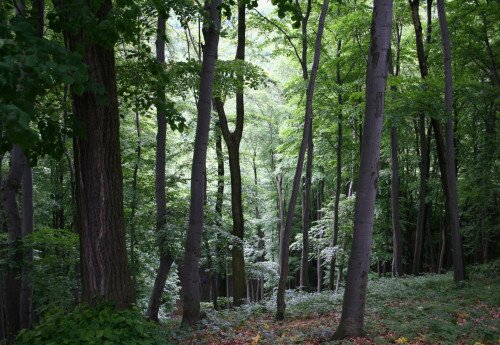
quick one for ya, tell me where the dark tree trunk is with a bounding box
[316,178,324,292]
[180,0,221,326]
[276,0,329,321]
[276,173,284,264]
[436,0,465,282]
[333,0,393,338]
[65,0,135,308]
[2,145,25,343]
[146,13,175,323]
[213,0,247,307]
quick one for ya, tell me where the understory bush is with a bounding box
[15,304,170,345]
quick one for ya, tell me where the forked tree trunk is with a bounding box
[180,0,221,326]
[146,13,175,323]
[213,0,247,306]
[436,0,465,282]
[332,0,393,338]
[65,0,135,308]
[276,0,329,321]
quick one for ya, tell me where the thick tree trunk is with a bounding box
[276,0,329,321]
[146,13,175,323]
[66,0,135,308]
[180,0,221,326]
[333,0,393,338]
[2,145,25,343]
[436,0,465,282]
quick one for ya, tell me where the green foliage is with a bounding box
[16,304,169,345]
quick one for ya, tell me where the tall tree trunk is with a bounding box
[276,0,329,321]
[180,0,221,326]
[390,125,403,276]
[300,132,312,291]
[332,0,393,338]
[2,145,25,343]
[213,0,247,307]
[436,0,465,282]
[65,0,135,308]
[330,39,343,290]
[146,13,175,323]
[276,173,284,264]
[214,120,224,308]
[316,178,324,292]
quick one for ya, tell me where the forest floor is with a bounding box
[164,264,499,345]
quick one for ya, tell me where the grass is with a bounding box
[163,265,500,344]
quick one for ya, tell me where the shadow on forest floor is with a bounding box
[164,263,500,344]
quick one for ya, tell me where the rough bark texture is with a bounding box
[333,0,393,338]
[146,14,176,321]
[180,0,221,326]
[276,0,329,321]
[436,0,466,282]
[66,0,135,308]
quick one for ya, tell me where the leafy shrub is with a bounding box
[16,304,169,345]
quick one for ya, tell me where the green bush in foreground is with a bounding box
[16,304,168,345]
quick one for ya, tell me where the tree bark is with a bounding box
[20,163,33,330]
[390,125,403,276]
[333,0,393,338]
[276,0,329,321]
[146,12,176,323]
[316,178,324,292]
[65,0,135,308]
[436,0,465,282]
[180,0,221,326]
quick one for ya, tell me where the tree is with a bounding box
[146,12,175,322]
[64,0,135,308]
[333,0,393,338]
[276,0,329,321]
[213,0,247,306]
[436,0,465,282]
[180,0,222,326]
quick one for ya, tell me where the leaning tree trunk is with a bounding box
[180,0,221,326]
[276,0,329,321]
[65,0,135,308]
[146,13,175,322]
[436,0,465,282]
[332,0,393,338]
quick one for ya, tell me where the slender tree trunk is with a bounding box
[180,0,221,326]
[332,0,393,338]
[65,0,135,308]
[276,0,329,321]
[316,178,324,292]
[436,0,465,282]
[276,173,284,263]
[300,132,312,291]
[146,13,175,323]
[213,120,224,308]
[390,126,403,276]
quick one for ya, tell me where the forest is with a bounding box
[0,0,498,343]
